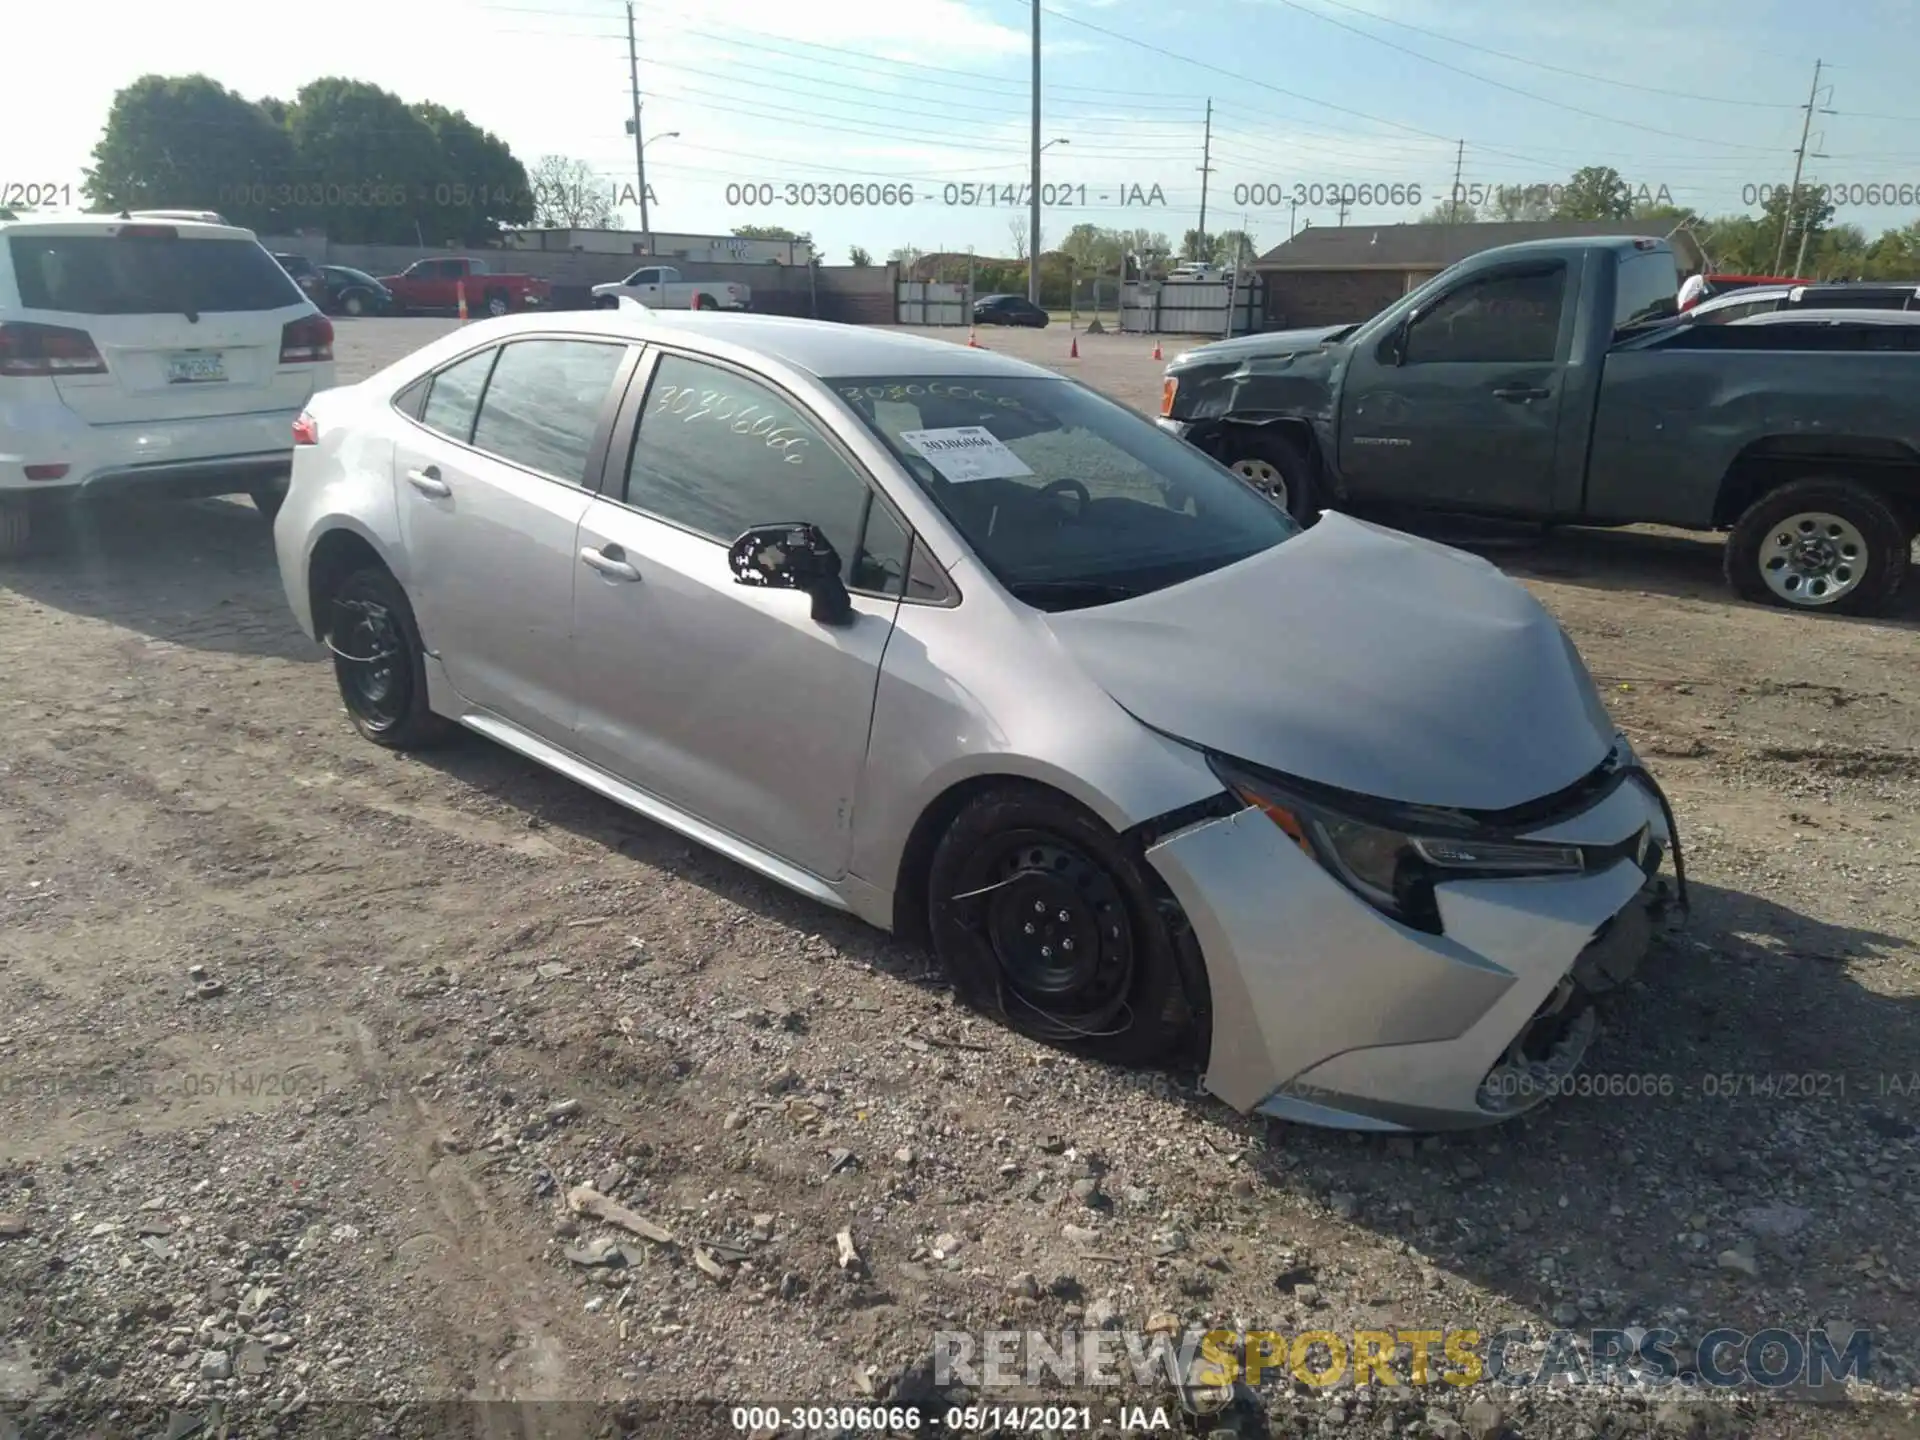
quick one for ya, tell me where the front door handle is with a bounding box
[1492,385,1552,402]
[406,467,451,497]
[579,545,641,581]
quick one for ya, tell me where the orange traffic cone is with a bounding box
[1151,340,1162,361]
[457,281,469,323]
[1069,336,1079,358]
[967,325,981,348]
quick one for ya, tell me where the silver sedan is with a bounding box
[273,307,1684,1132]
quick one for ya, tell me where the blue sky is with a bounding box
[5,0,1919,263]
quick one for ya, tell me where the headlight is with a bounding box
[1210,757,1585,932]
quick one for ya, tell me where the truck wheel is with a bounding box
[0,503,30,560]
[1222,430,1319,526]
[1725,477,1908,615]
[595,294,620,310]
[485,291,510,317]
[694,294,718,311]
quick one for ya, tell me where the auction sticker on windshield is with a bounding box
[899,426,1034,482]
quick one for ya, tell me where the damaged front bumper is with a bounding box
[1146,771,1677,1131]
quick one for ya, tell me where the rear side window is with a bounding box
[419,348,497,443]
[7,235,307,314]
[470,339,628,483]
[1614,250,1680,328]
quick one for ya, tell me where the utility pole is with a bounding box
[1337,197,1351,225]
[1775,58,1824,275]
[627,3,650,240]
[1196,98,1214,261]
[1028,0,1042,305]
[1288,198,1298,238]
[1449,139,1466,221]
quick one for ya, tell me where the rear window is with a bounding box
[1614,249,1680,329]
[8,234,307,315]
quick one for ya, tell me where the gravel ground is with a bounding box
[2,316,1918,1440]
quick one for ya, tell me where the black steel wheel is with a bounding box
[326,566,452,749]
[927,784,1193,1066]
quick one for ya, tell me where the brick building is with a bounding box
[1252,221,1706,328]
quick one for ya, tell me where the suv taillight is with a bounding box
[280,315,334,364]
[0,322,108,378]
[292,411,319,446]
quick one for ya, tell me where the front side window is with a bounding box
[624,353,906,594]
[470,339,627,483]
[1404,264,1568,364]
[419,347,497,443]
[832,374,1298,609]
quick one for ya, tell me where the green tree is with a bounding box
[848,245,872,266]
[285,79,442,243]
[1212,228,1258,266]
[529,155,612,229]
[1483,185,1554,222]
[83,74,295,231]
[1552,166,1633,221]
[734,224,812,242]
[414,101,532,241]
[1757,183,1836,273]
[1180,227,1212,260]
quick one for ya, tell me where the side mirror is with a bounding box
[727,522,854,627]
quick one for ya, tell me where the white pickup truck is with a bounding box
[590,265,750,312]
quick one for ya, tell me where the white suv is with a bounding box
[0,212,335,557]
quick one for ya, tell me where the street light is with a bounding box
[1031,137,1068,304]
[645,131,680,150]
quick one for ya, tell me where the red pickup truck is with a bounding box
[379,257,551,317]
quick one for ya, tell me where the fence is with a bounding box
[1119,276,1266,337]
[895,281,970,325]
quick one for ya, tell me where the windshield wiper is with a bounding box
[1006,579,1141,609]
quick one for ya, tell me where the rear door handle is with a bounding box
[579,545,641,581]
[1492,385,1552,402]
[406,467,451,497]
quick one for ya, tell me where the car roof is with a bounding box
[0,211,259,242]
[433,308,1062,381]
[1734,308,1920,325]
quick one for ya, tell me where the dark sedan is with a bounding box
[318,265,395,317]
[974,293,1049,327]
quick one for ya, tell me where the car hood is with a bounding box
[1042,513,1616,811]
[1171,325,1353,368]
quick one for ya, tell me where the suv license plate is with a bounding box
[166,353,227,384]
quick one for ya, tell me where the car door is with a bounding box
[570,348,912,880]
[1336,260,1573,515]
[624,268,666,304]
[393,336,638,736]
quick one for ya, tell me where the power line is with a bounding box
[1278,0,1802,110]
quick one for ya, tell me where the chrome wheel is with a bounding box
[1760,511,1868,606]
[487,295,509,317]
[1230,456,1289,511]
[344,293,365,316]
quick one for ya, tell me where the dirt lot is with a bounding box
[2,315,1919,1439]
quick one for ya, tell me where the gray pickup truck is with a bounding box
[1158,236,1920,615]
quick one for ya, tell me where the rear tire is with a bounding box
[342,291,367,317]
[0,504,30,560]
[1221,428,1320,526]
[1724,477,1908,616]
[927,783,1191,1068]
[485,291,510,318]
[248,482,287,522]
[694,294,718,311]
[325,566,453,750]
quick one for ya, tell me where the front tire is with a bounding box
[927,784,1191,1067]
[324,566,453,750]
[1221,429,1319,526]
[1724,477,1908,615]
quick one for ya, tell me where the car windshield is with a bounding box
[9,234,305,315]
[830,373,1299,609]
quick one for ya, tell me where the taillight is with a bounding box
[1160,376,1178,416]
[280,315,334,364]
[0,321,108,378]
[292,412,319,446]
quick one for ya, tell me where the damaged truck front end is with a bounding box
[1143,741,1685,1132]
[1155,330,1346,465]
